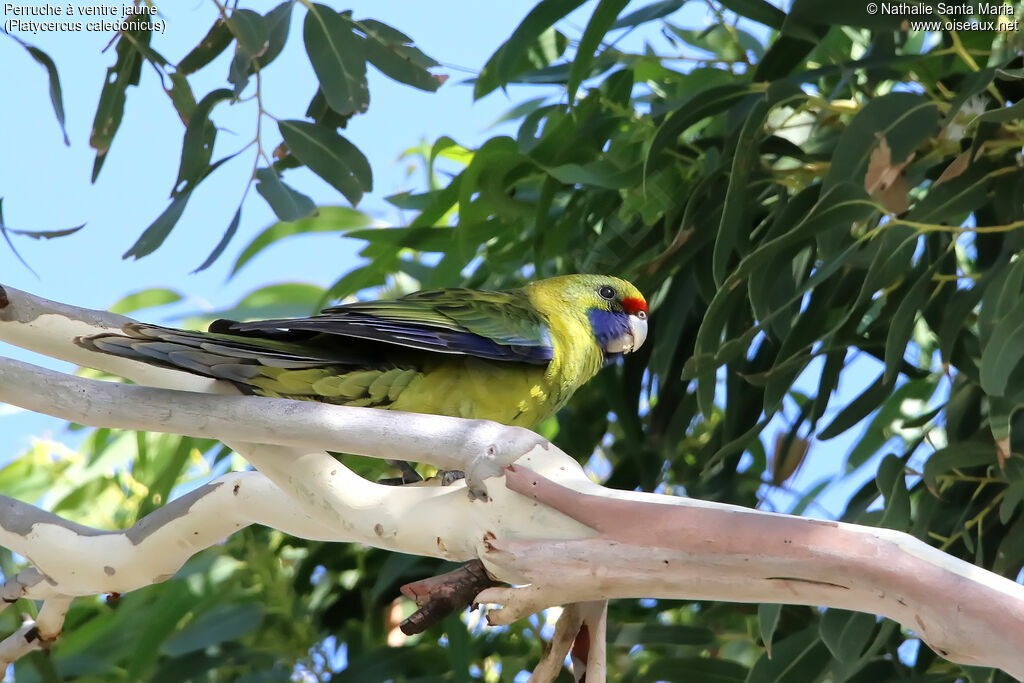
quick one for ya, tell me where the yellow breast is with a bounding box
[389,358,554,427]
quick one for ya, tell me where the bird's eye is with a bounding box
[598,285,616,300]
[636,310,647,320]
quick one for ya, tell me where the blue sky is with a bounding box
[0,0,898,519]
[0,0,576,455]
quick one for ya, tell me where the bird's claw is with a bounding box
[461,422,551,501]
[440,470,465,486]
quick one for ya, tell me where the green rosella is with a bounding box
[78,274,648,475]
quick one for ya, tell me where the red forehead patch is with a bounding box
[622,296,648,315]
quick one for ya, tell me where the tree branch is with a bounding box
[475,465,1024,677]
[2,283,1024,678]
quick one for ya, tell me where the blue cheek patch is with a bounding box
[587,309,630,358]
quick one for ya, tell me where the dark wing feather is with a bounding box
[221,288,553,364]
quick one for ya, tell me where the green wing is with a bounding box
[223,287,554,364]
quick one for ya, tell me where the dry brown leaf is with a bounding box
[997,437,1010,469]
[771,432,810,486]
[877,176,911,214]
[864,133,914,213]
[935,151,971,186]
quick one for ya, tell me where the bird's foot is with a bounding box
[439,470,465,486]
[379,460,424,486]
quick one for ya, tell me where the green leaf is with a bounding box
[226,8,269,56]
[3,223,84,240]
[193,205,242,273]
[475,0,587,99]
[568,0,630,104]
[610,0,685,29]
[844,378,937,470]
[994,513,1024,575]
[858,226,919,299]
[997,67,1024,80]
[608,623,716,646]
[714,97,769,285]
[345,226,457,253]
[164,71,197,124]
[819,609,877,663]
[544,160,640,189]
[809,349,844,429]
[444,612,471,683]
[304,87,357,130]
[648,275,697,381]
[160,602,264,657]
[192,284,328,324]
[253,2,293,71]
[980,296,1024,397]
[303,4,368,116]
[177,19,233,75]
[89,31,147,181]
[224,9,268,95]
[988,395,1020,458]
[333,647,435,683]
[753,34,819,81]
[823,93,940,191]
[353,18,411,44]
[109,288,183,315]
[947,67,997,121]
[922,443,997,494]
[231,206,372,276]
[719,0,785,29]
[906,159,996,224]
[173,88,232,197]
[978,256,1024,344]
[359,18,442,92]
[745,626,830,682]
[137,437,205,519]
[127,581,195,679]
[0,447,66,502]
[757,603,782,657]
[122,190,192,261]
[786,0,932,31]
[938,273,991,365]
[326,263,389,301]
[369,554,435,603]
[0,213,35,277]
[692,284,744,414]
[123,154,236,260]
[884,261,938,384]
[22,44,69,145]
[974,99,1024,124]
[876,454,911,530]
[666,24,764,61]
[255,168,317,222]
[279,120,371,205]
[645,84,755,175]
[1003,482,1024,525]
[818,372,893,441]
[641,657,748,682]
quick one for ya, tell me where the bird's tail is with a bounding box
[76,323,342,387]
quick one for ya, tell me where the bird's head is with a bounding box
[530,274,649,358]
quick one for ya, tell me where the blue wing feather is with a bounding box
[221,288,554,365]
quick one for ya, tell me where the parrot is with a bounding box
[77,274,649,482]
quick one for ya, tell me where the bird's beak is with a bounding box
[604,314,649,354]
[628,313,648,352]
